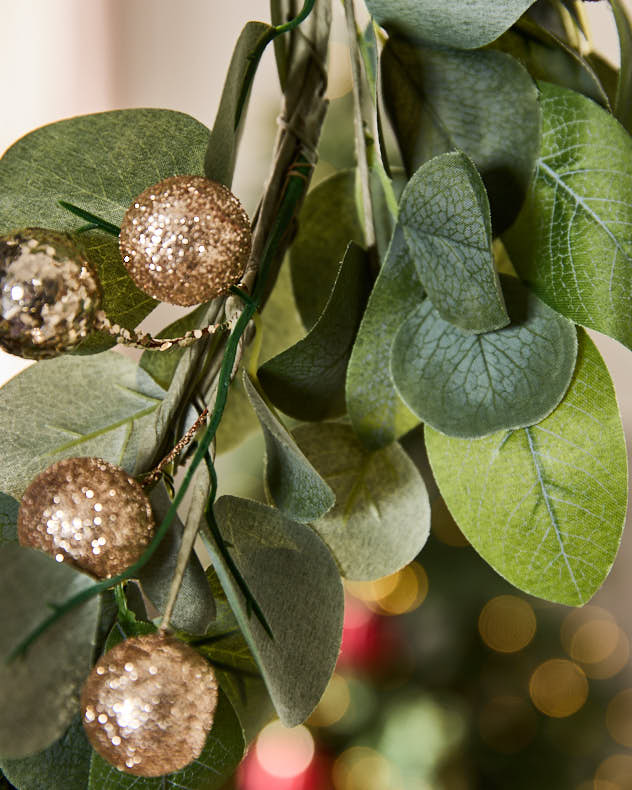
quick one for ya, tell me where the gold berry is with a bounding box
[81,634,219,777]
[119,175,252,306]
[0,228,101,359]
[18,457,155,579]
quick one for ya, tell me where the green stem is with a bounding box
[58,201,121,237]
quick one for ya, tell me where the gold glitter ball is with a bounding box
[18,457,155,579]
[81,634,219,777]
[119,175,252,306]
[0,228,101,359]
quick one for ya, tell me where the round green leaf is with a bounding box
[391,276,577,438]
[426,330,627,605]
[399,152,508,333]
[293,422,430,581]
[0,545,100,759]
[289,171,365,330]
[382,41,540,233]
[505,82,632,349]
[0,352,165,499]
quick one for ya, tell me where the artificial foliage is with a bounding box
[0,0,631,787]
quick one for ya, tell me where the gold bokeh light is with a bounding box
[346,562,428,616]
[307,673,351,728]
[595,753,632,788]
[478,595,537,653]
[529,659,588,718]
[607,689,632,748]
[332,746,394,790]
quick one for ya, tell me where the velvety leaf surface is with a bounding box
[391,276,577,438]
[399,152,508,332]
[209,495,344,726]
[137,483,216,634]
[0,544,100,758]
[612,0,632,132]
[367,0,537,54]
[243,373,334,523]
[88,690,244,790]
[0,352,165,499]
[205,21,274,187]
[0,109,210,338]
[346,226,421,448]
[289,170,365,329]
[293,423,430,581]
[382,41,540,233]
[426,331,627,605]
[0,493,18,545]
[505,82,632,349]
[1,716,92,790]
[259,242,370,421]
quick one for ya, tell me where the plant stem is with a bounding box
[58,201,120,237]
[344,0,377,257]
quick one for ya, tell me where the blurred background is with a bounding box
[2,2,632,788]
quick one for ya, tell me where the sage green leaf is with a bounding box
[209,495,344,726]
[293,423,430,581]
[346,226,421,448]
[391,276,577,438]
[0,109,210,339]
[290,170,365,330]
[1,716,92,790]
[205,21,274,187]
[382,41,540,233]
[504,82,632,349]
[366,0,537,51]
[242,373,335,522]
[0,544,100,758]
[259,242,370,421]
[612,0,632,133]
[426,330,627,605]
[88,689,244,790]
[0,493,18,545]
[399,152,508,333]
[137,483,215,634]
[216,262,305,454]
[492,19,610,109]
[0,352,164,499]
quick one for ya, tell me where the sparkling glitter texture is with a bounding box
[0,228,101,359]
[81,634,219,777]
[119,175,252,306]
[18,457,155,579]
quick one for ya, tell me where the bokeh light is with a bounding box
[478,595,537,653]
[595,754,632,789]
[607,690,632,748]
[571,619,620,664]
[345,562,428,616]
[255,721,315,779]
[561,606,630,679]
[332,746,395,790]
[529,659,589,718]
[478,696,538,754]
[308,673,351,728]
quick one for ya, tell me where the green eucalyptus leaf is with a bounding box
[216,262,305,454]
[346,225,422,449]
[289,170,365,330]
[382,41,540,233]
[88,689,244,790]
[293,422,430,581]
[367,0,537,51]
[259,242,370,421]
[426,330,627,605]
[0,352,165,499]
[1,715,92,790]
[391,276,578,438]
[0,544,100,759]
[504,82,632,349]
[137,483,216,634]
[612,0,632,132]
[0,109,210,341]
[205,21,274,186]
[0,493,18,545]
[492,19,610,109]
[242,373,335,522]
[399,152,508,333]
[209,495,344,726]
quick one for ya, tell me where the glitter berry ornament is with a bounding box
[18,457,155,579]
[0,228,101,359]
[82,634,219,777]
[119,175,252,306]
